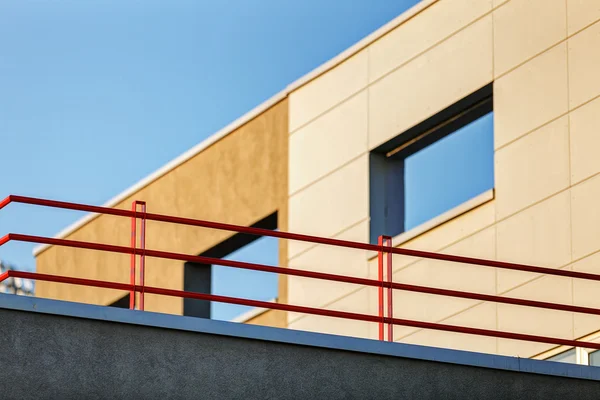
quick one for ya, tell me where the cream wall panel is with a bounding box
[368,0,492,82]
[393,291,478,340]
[572,252,600,338]
[568,21,600,109]
[368,200,496,280]
[289,91,368,195]
[496,191,572,293]
[288,155,368,259]
[391,227,495,339]
[493,0,508,6]
[570,96,600,184]
[287,287,376,340]
[567,0,600,35]
[401,303,497,354]
[368,16,493,149]
[571,174,600,260]
[495,116,570,219]
[494,43,569,149]
[497,275,573,357]
[395,227,496,295]
[289,51,368,132]
[493,0,566,77]
[287,221,368,323]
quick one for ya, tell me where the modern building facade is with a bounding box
[34,0,600,366]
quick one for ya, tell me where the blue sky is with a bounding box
[0,0,423,319]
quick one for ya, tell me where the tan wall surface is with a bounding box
[286,0,600,359]
[36,99,289,320]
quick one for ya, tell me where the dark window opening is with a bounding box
[370,84,494,243]
[183,212,278,321]
[108,293,130,308]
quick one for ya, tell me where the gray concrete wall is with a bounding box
[1,294,599,399]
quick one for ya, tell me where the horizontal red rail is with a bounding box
[2,269,600,351]
[3,233,600,318]
[3,194,600,353]
[0,195,589,281]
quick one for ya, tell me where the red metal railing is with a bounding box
[2,194,600,350]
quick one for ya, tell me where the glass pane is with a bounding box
[547,348,577,364]
[404,112,494,231]
[211,235,279,321]
[589,351,600,367]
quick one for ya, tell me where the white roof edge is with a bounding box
[33,0,436,258]
[33,90,288,256]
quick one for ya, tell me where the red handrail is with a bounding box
[2,194,600,352]
[2,269,600,351]
[2,195,592,281]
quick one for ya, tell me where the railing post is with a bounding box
[377,236,384,341]
[378,235,393,342]
[130,201,147,311]
[384,235,393,342]
[129,202,137,310]
[138,201,147,311]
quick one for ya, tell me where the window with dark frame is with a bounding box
[183,212,279,321]
[370,84,494,243]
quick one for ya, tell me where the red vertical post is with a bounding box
[377,236,384,341]
[138,201,147,311]
[384,236,393,342]
[129,201,138,310]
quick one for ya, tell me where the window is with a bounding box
[370,84,494,243]
[211,234,278,321]
[589,351,600,367]
[183,212,279,322]
[547,348,577,364]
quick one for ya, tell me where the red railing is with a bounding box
[2,194,600,350]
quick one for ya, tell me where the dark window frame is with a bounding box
[369,83,493,243]
[183,212,278,319]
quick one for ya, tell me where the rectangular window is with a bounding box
[183,213,279,322]
[589,351,600,367]
[370,84,494,243]
[547,348,577,364]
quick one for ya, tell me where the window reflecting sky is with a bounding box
[211,235,279,321]
[404,112,494,231]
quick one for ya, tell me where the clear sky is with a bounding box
[0,0,423,319]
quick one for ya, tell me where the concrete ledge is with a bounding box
[1,293,599,384]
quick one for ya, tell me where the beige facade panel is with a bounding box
[493,0,566,77]
[36,99,289,318]
[368,15,493,149]
[287,286,377,340]
[493,0,509,8]
[395,227,496,296]
[367,199,496,280]
[495,116,570,220]
[570,97,600,185]
[567,0,600,35]
[288,51,368,133]
[391,227,496,339]
[288,90,368,195]
[494,43,568,149]
[496,191,572,294]
[401,303,498,354]
[497,275,574,357]
[572,251,600,338]
[287,220,369,322]
[288,155,369,259]
[368,0,492,83]
[393,288,479,340]
[571,174,600,260]
[568,20,600,110]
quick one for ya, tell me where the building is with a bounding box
[34,0,600,367]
